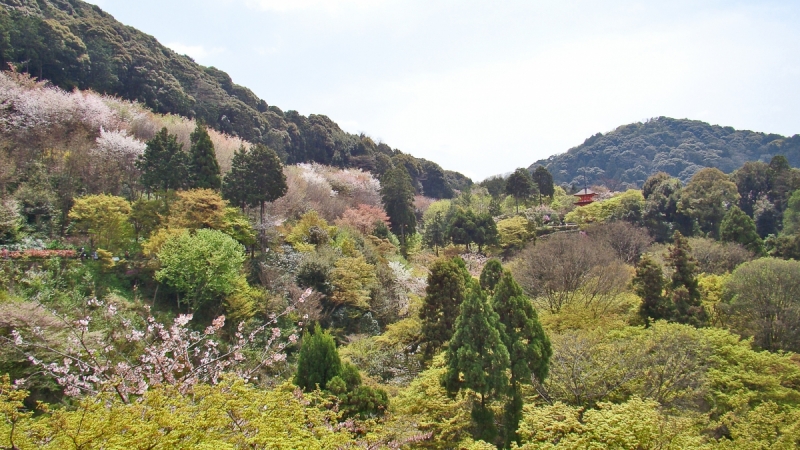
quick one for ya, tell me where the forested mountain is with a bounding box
[0,0,469,195]
[531,117,800,189]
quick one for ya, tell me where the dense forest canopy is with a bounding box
[530,116,800,189]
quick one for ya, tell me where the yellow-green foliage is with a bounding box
[285,211,336,252]
[68,194,133,252]
[514,397,705,449]
[565,189,644,224]
[330,254,377,308]
[422,199,451,225]
[698,273,728,327]
[497,216,534,251]
[0,377,357,449]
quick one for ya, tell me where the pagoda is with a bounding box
[573,187,597,206]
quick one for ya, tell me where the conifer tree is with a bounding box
[720,205,762,254]
[532,166,555,204]
[221,145,249,210]
[479,259,503,295]
[667,231,707,326]
[294,324,342,392]
[490,270,551,447]
[137,127,188,193]
[505,168,537,213]
[423,211,447,256]
[187,122,221,190]
[420,257,470,359]
[246,144,288,224]
[443,282,510,445]
[380,166,416,245]
[634,254,670,324]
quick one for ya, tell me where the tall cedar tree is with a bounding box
[246,144,288,224]
[443,282,510,445]
[490,269,551,447]
[634,254,671,325]
[479,259,504,295]
[380,166,416,244]
[222,145,249,210]
[667,231,708,326]
[420,257,470,359]
[532,166,555,204]
[187,122,221,190]
[720,205,763,254]
[137,127,188,193]
[505,168,537,213]
[294,324,342,391]
[423,211,447,256]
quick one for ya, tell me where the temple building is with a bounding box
[573,187,598,206]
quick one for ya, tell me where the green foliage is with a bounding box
[137,127,188,193]
[420,257,470,359]
[479,259,503,295]
[447,209,498,253]
[187,122,221,190]
[679,167,740,238]
[380,166,416,243]
[532,166,555,202]
[505,168,537,213]
[155,228,246,311]
[667,232,708,327]
[442,283,509,444]
[422,211,447,255]
[285,211,334,252]
[330,254,377,309]
[564,189,644,224]
[68,194,132,252]
[720,205,762,254]
[294,324,343,392]
[496,216,534,253]
[782,189,800,235]
[634,254,670,324]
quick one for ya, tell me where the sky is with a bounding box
[86,0,800,181]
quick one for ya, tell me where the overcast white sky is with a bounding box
[86,0,800,181]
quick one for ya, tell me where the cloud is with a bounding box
[165,42,225,63]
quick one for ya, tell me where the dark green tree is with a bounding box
[491,270,551,447]
[442,283,510,445]
[420,257,470,359]
[423,211,447,256]
[473,212,499,254]
[667,231,708,326]
[678,168,740,239]
[732,161,772,217]
[294,324,342,392]
[720,205,762,254]
[480,176,507,199]
[448,209,477,251]
[505,168,537,213]
[380,166,416,245]
[531,166,555,204]
[245,144,288,225]
[137,128,188,193]
[633,254,670,325]
[187,122,221,190]
[221,145,249,210]
[479,259,504,295]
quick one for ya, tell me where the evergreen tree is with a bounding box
[505,168,537,213]
[490,270,551,447]
[479,259,503,295]
[246,144,288,224]
[423,211,447,256]
[380,166,416,245]
[532,166,555,204]
[448,209,477,251]
[420,257,470,359]
[221,145,249,210]
[442,282,509,445]
[633,254,670,325]
[720,205,762,254]
[667,231,707,326]
[137,127,188,193]
[473,212,499,254]
[294,324,342,392]
[187,122,221,190]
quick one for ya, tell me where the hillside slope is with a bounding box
[0,0,469,194]
[531,117,800,188]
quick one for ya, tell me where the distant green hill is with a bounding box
[0,0,469,196]
[530,117,800,188]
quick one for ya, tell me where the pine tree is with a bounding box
[667,231,708,326]
[221,145,249,210]
[420,257,470,359]
[490,270,551,447]
[187,122,221,190]
[137,127,188,193]
[380,166,416,246]
[479,259,503,295]
[294,324,342,392]
[633,254,670,325]
[442,282,509,445]
[720,205,762,254]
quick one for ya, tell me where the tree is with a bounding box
[472,212,499,254]
[155,229,246,312]
[187,122,221,190]
[380,166,416,245]
[490,270,551,446]
[720,205,762,254]
[678,168,740,239]
[724,258,800,352]
[479,259,504,295]
[423,211,447,256]
[532,166,555,204]
[246,144,288,225]
[732,161,772,217]
[420,257,470,359]
[68,194,132,252]
[447,209,477,250]
[222,145,249,210]
[442,283,509,445]
[505,168,537,213]
[633,254,670,325]
[642,174,691,242]
[666,231,707,326]
[294,324,342,392]
[137,127,188,193]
